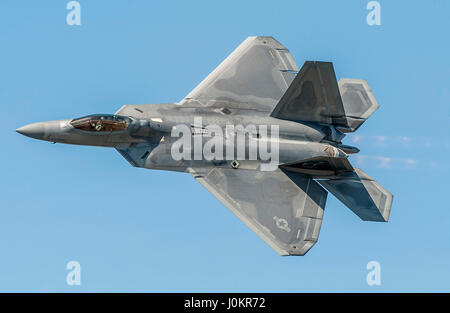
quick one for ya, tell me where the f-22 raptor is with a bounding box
[17,36,393,256]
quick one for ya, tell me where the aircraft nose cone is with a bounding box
[16,122,46,139]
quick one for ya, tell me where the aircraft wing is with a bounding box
[180,36,299,112]
[191,167,327,256]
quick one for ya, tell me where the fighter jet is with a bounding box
[17,36,393,256]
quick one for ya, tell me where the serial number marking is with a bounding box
[225,297,266,310]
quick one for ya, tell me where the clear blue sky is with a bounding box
[1,0,449,292]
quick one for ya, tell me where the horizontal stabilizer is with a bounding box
[317,168,393,222]
[337,79,379,132]
[270,62,380,132]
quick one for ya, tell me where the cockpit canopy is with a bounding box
[70,114,131,132]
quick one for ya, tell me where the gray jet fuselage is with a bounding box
[17,103,350,173]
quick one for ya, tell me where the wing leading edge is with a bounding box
[191,167,327,256]
[180,36,299,112]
